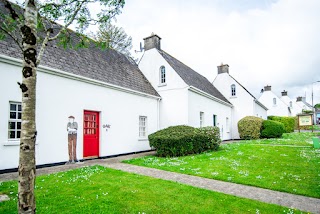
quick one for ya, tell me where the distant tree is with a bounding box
[0,0,124,213]
[314,103,320,109]
[95,22,133,58]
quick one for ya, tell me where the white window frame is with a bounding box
[231,84,236,96]
[200,112,204,127]
[159,66,166,86]
[139,116,148,139]
[8,102,22,141]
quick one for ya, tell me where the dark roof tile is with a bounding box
[0,34,160,97]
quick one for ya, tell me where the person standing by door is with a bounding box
[67,116,78,163]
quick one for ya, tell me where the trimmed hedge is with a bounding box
[238,116,264,140]
[149,125,221,157]
[261,120,285,138]
[267,116,295,133]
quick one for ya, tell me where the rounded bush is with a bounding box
[260,120,285,138]
[267,116,295,133]
[149,125,221,157]
[238,116,264,140]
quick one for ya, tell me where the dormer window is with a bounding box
[231,84,236,96]
[160,66,166,84]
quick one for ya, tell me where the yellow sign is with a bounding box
[299,115,312,126]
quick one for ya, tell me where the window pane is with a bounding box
[18,113,22,119]
[18,104,22,111]
[17,131,21,138]
[9,122,16,129]
[10,112,16,119]
[17,122,21,129]
[9,131,15,139]
[10,104,16,111]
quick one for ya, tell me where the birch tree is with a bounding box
[0,0,124,213]
[95,22,132,58]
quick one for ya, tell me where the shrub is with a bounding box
[260,120,285,138]
[267,116,295,133]
[197,126,221,151]
[149,125,221,157]
[238,116,264,140]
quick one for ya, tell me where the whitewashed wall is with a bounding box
[139,49,189,129]
[213,72,267,139]
[258,91,289,116]
[280,95,301,116]
[0,57,159,170]
[188,90,232,141]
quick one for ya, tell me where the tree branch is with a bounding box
[48,1,87,41]
[3,0,19,20]
[36,29,51,65]
[0,25,23,51]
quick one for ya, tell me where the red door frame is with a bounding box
[83,110,100,158]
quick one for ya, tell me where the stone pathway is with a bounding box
[1,151,319,214]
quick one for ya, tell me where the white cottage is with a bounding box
[0,31,161,171]
[139,34,233,140]
[258,86,290,116]
[213,64,268,139]
[280,90,302,116]
[296,96,313,112]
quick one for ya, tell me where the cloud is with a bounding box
[116,0,320,104]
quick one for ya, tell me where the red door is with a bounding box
[83,111,99,158]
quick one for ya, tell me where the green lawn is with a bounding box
[241,132,319,146]
[0,166,304,214]
[124,132,320,198]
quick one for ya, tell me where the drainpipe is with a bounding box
[231,106,234,140]
[157,98,161,130]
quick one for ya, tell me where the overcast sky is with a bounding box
[114,0,320,105]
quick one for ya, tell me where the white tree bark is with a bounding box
[18,0,37,213]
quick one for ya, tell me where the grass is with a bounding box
[241,132,319,146]
[0,166,304,214]
[124,132,320,198]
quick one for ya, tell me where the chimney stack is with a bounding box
[143,33,161,51]
[281,90,288,97]
[296,96,302,102]
[217,63,229,74]
[264,85,271,91]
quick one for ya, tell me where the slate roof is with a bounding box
[0,2,159,97]
[158,50,231,104]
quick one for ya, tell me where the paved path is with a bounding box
[1,151,319,214]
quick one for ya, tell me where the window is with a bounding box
[231,84,236,96]
[160,66,166,84]
[273,98,277,105]
[200,112,204,127]
[213,114,217,126]
[289,101,292,108]
[8,102,22,140]
[139,116,147,138]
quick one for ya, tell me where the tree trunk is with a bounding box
[18,0,37,213]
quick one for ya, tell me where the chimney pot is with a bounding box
[143,33,161,51]
[296,96,302,102]
[264,85,271,91]
[217,64,229,74]
[281,90,288,96]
